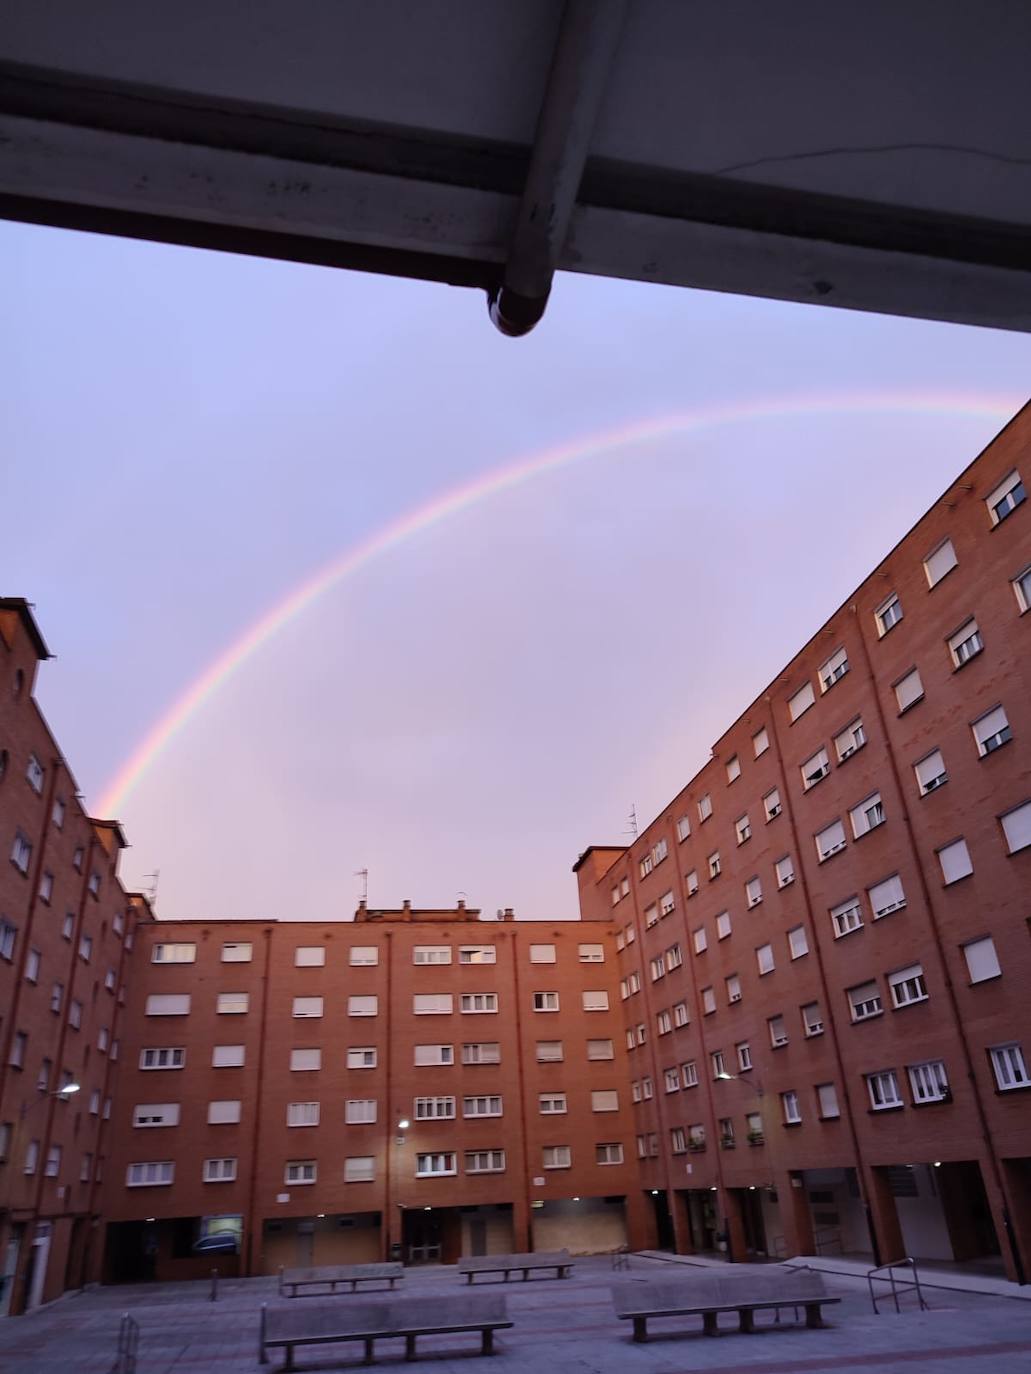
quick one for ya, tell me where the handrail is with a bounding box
[813,1226,842,1255]
[867,1256,929,1314]
[110,1311,139,1374]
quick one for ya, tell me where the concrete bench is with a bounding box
[612,1269,840,1341]
[278,1262,403,1297]
[259,1293,511,1369]
[457,1249,573,1283]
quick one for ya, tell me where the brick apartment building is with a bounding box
[1,402,1030,1312]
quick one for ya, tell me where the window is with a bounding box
[666,943,683,971]
[849,980,883,1021]
[835,718,866,762]
[610,884,621,907]
[11,832,32,873]
[294,946,326,967]
[208,1100,242,1125]
[701,986,716,1015]
[1002,801,1031,853]
[462,1042,500,1064]
[72,846,83,871]
[973,705,1012,757]
[636,1024,647,1046]
[895,667,924,712]
[536,1041,563,1062]
[938,838,973,884]
[867,873,905,918]
[768,1015,788,1047]
[152,942,196,964]
[915,749,948,795]
[693,926,708,954]
[832,897,863,938]
[948,618,983,668]
[682,1061,698,1088]
[460,992,497,1013]
[708,852,721,879]
[291,996,322,1018]
[639,853,653,878]
[596,1142,623,1165]
[78,933,92,963]
[103,966,116,992]
[26,753,45,792]
[349,946,378,966]
[459,945,496,964]
[140,1047,185,1070]
[80,1153,93,1183]
[719,1118,736,1148]
[582,990,609,1012]
[763,789,782,823]
[146,993,191,1016]
[36,1059,51,1093]
[52,797,65,828]
[578,943,604,963]
[875,593,903,636]
[659,890,676,917]
[775,855,795,888]
[9,1030,26,1068]
[644,904,659,929]
[802,1002,824,1037]
[990,1044,1030,1091]
[676,814,691,842]
[867,1070,902,1110]
[1014,565,1031,613]
[133,1103,180,1128]
[87,871,101,897]
[24,1139,39,1175]
[756,943,774,975]
[726,755,741,783]
[986,469,1025,524]
[212,1044,245,1068]
[285,1101,319,1127]
[347,1047,376,1069]
[591,1090,619,1113]
[889,964,927,1008]
[817,1083,840,1119]
[542,1146,571,1169]
[653,837,668,864]
[290,1048,322,1071]
[960,936,1000,984]
[788,682,815,721]
[127,1161,174,1187]
[819,647,849,691]
[850,793,885,838]
[698,794,713,822]
[788,925,809,959]
[38,872,53,904]
[414,1044,454,1066]
[924,538,958,587]
[61,913,74,940]
[584,1039,613,1066]
[664,1066,680,1092]
[620,877,630,898]
[533,991,560,1011]
[88,1089,100,1115]
[539,1093,567,1114]
[414,946,451,965]
[725,974,742,1004]
[349,1154,382,1187]
[203,1157,238,1182]
[641,1076,653,1099]
[908,1060,949,1103]
[50,981,63,1013]
[753,726,769,757]
[816,820,846,861]
[735,814,751,844]
[781,1090,801,1124]
[737,1041,752,1071]
[466,1150,505,1173]
[744,876,762,910]
[415,1096,455,1120]
[221,942,252,962]
[414,994,453,1015]
[348,995,378,1017]
[670,1128,687,1154]
[285,1160,317,1185]
[0,920,17,962]
[672,1002,689,1028]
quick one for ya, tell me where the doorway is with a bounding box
[0,1227,22,1317]
[685,1191,719,1253]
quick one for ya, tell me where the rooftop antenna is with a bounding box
[142,870,160,906]
[625,805,639,839]
[355,868,368,903]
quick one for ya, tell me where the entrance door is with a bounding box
[404,1213,442,1264]
[467,1217,487,1257]
[295,1221,315,1267]
[0,1228,22,1317]
[26,1222,51,1311]
[687,1192,718,1252]
[739,1190,768,1257]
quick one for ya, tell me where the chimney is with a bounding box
[503,907,514,921]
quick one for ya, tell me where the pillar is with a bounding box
[721,1188,747,1265]
[624,1190,658,1251]
[777,1170,816,1257]
[670,1189,696,1255]
[863,1166,905,1266]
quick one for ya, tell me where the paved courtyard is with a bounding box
[1,1255,1030,1374]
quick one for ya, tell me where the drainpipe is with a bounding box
[487,0,627,336]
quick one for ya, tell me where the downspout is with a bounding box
[487,0,627,336]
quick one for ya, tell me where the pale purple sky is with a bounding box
[4,219,1030,920]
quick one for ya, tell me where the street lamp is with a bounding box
[20,1082,80,1119]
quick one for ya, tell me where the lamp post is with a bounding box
[6,1084,80,1315]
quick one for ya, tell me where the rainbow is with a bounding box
[97,389,1018,817]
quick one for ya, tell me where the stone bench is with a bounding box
[259,1293,511,1369]
[612,1269,840,1341]
[278,1262,403,1297]
[457,1249,573,1283]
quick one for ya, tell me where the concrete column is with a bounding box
[984,1160,1030,1286]
[511,1194,532,1253]
[721,1188,747,1265]
[624,1190,658,1251]
[669,1189,696,1255]
[777,1170,816,1257]
[864,1165,905,1265]
[386,1204,403,1262]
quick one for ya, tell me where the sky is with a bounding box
[3,219,1031,921]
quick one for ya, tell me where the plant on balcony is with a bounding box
[747,1130,765,1146]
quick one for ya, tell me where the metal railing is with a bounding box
[867,1257,929,1314]
[110,1312,139,1374]
[610,1244,630,1270]
[813,1226,843,1255]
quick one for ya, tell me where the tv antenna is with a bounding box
[142,870,160,906]
[625,805,639,839]
[354,868,368,903]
